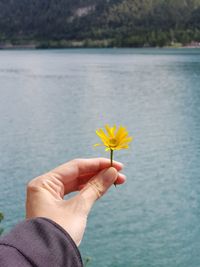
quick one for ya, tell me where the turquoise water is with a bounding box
[0,48,200,267]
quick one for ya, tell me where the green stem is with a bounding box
[110,149,113,166]
[110,149,116,187]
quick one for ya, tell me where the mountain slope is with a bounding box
[0,0,200,47]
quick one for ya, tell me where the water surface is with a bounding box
[0,48,200,267]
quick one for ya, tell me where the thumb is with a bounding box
[79,167,118,211]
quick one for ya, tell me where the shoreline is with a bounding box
[0,41,200,50]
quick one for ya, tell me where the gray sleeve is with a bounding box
[0,218,83,267]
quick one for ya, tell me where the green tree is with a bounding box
[1,0,200,47]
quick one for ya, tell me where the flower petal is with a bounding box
[96,129,109,145]
[111,125,116,136]
[116,126,128,140]
[119,136,133,145]
[105,124,114,138]
[94,143,102,147]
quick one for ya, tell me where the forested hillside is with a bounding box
[0,0,200,47]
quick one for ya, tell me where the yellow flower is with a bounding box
[94,124,133,151]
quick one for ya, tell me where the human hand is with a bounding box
[26,158,125,246]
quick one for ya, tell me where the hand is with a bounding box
[26,158,125,246]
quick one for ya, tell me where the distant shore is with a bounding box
[0,40,200,49]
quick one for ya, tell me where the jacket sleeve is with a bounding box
[0,217,83,267]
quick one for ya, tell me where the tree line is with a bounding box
[0,0,200,47]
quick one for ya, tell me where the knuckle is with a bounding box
[27,182,39,193]
[27,177,43,193]
[89,181,104,198]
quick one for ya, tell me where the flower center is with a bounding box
[109,137,118,147]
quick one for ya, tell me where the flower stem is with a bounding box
[110,149,116,187]
[110,149,113,166]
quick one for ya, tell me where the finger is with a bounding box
[52,158,123,179]
[77,172,126,187]
[51,158,123,194]
[115,173,126,184]
[79,167,118,213]
[78,173,126,190]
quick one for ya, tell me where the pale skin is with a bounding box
[26,158,126,246]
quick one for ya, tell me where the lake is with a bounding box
[0,48,200,267]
